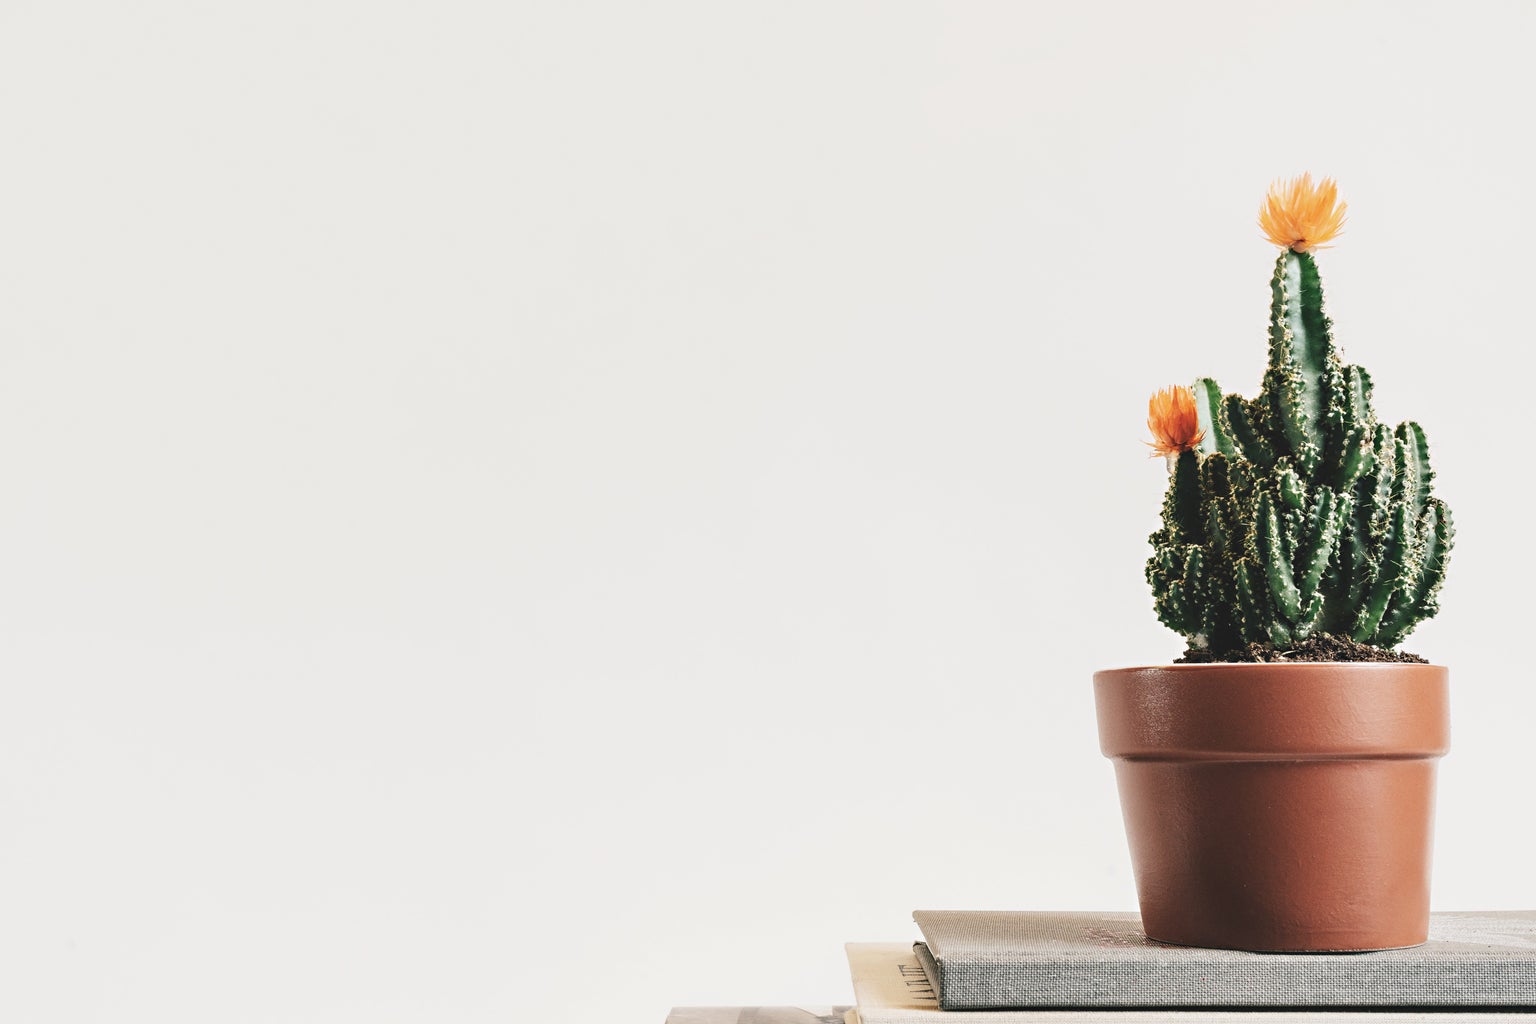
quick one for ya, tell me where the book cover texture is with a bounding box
[914,910,1536,1009]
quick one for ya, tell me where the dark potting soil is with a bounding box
[1176,632,1429,664]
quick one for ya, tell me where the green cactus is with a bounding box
[1146,182,1452,656]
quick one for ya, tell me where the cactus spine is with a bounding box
[1147,193,1452,655]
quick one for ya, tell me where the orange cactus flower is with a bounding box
[1146,385,1205,458]
[1259,174,1347,252]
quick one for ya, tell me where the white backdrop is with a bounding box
[2,2,1533,1022]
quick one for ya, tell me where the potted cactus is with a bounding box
[1094,176,1453,953]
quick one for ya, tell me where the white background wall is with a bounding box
[2,2,1533,1021]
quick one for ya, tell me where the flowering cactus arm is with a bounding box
[1265,250,1335,461]
[1146,392,1220,643]
[1258,174,1347,468]
[1166,448,1203,543]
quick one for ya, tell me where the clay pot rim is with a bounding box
[1095,662,1450,760]
[1099,661,1446,673]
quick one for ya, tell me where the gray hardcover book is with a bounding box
[849,944,1536,1024]
[913,910,1536,1010]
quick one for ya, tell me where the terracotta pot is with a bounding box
[1094,663,1449,952]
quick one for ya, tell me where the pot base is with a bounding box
[1116,756,1437,953]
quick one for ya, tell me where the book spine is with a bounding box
[936,961,1536,1010]
[860,1010,1536,1024]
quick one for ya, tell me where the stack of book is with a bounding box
[666,910,1536,1024]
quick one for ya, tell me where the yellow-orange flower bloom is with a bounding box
[1146,385,1205,457]
[1259,174,1347,252]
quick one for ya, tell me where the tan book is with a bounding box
[664,1009,850,1023]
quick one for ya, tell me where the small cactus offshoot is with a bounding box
[1146,176,1453,656]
